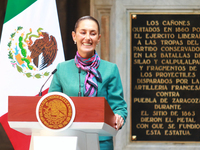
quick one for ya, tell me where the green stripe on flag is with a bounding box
[4,0,37,23]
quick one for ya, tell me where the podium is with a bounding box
[8,95,117,150]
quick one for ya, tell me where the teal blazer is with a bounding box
[48,59,128,141]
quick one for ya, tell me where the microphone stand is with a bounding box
[78,67,82,97]
[39,69,57,96]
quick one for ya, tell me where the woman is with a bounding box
[49,16,127,150]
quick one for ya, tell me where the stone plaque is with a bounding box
[131,14,200,141]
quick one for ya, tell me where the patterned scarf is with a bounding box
[75,51,102,97]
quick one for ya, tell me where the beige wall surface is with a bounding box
[91,0,200,150]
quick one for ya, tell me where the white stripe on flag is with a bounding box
[0,0,65,116]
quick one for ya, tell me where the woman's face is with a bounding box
[72,19,101,58]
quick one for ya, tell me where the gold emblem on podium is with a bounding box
[36,92,75,130]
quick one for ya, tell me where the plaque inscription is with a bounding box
[131,14,200,141]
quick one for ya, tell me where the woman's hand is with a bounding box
[114,114,124,130]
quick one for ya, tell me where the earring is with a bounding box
[74,41,76,44]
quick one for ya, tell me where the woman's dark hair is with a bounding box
[74,16,100,34]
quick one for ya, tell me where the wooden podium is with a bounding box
[8,95,117,150]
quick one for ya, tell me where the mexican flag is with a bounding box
[0,0,65,149]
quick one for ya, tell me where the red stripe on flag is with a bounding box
[0,88,49,150]
[35,88,49,96]
[0,113,31,150]
[41,88,49,96]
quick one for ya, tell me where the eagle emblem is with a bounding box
[7,26,58,79]
[36,92,76,131]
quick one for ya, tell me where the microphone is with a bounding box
[78,67,82,97]
[39,69,57,96]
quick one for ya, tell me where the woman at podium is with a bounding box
[49,16,127,150]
